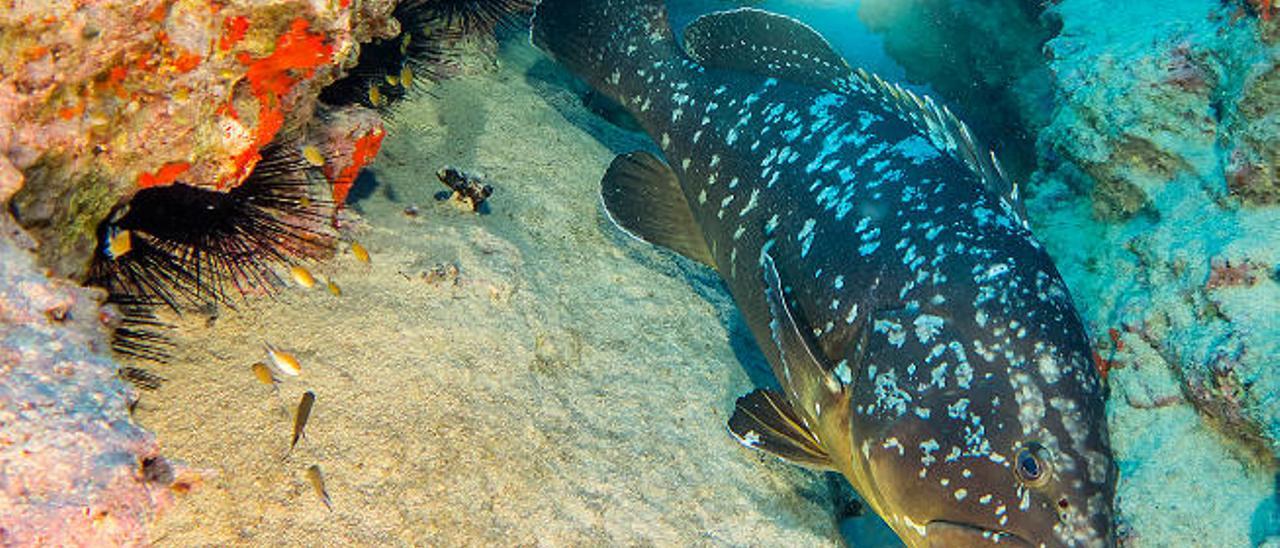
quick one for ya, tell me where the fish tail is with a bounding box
[530,0,683,99]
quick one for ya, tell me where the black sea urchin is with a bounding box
[89,143,338,312]
[107,294,175,364]
[419,0,536,33]
[319,1,461,111]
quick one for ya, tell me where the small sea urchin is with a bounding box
[89,143,338,312]
[320,0,535,112]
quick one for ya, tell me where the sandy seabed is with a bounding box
[140,38,852,546]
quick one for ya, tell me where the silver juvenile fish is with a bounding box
[533,2,1116,546]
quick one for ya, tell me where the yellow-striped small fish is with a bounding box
[285,391,315,459]
[104,227,132,260]
[302,145,325,167]
[251,362,277,385]
[351,241,370,264]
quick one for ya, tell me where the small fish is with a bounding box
[326,279,342,296]
[436,166,494,212]
[285,391,315,460]
[252,362,289,417]
[265,343,301,377]
[302,145,325,167]
[104,227,132,260]
[368,84,384,107]
[290,265,316,289]
[306,464,333,510]
[251,362,277,385]
[385,73,400,86]
[350,241,370,264]
[400,65,414,89]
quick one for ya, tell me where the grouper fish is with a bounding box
[531,1,1117,545]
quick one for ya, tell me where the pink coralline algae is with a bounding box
[0,218,176,545]
[1204,257,1266,290]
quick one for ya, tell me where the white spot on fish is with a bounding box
[739,189,760,217]
[913,314,945,344]
[834,359,852,385]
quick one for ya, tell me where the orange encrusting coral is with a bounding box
[221,17,334,189]
[138,162,192,189]
[220,15,251,52]
[330,128,385,206]
[173,51,202,73]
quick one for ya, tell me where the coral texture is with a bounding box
[0,0,399,279]
[1026,1,1280,543]
[1035,0,1280,454]
[0,215,170,545]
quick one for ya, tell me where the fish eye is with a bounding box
[1014,442,1050,486]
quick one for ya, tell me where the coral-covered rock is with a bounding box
[308,105,386,209]
[1035,0,1280,452]
[1021,1,1280,541]
[0,214,171,545]
[0,0,398,279]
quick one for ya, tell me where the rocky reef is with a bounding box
[1,0,398,279]
[0,0,400,540]
[0,213,170,545]
[1031,3,1280,541]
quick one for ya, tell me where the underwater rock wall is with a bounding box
[1034,0,1280,455]
[0,1,399,541]
[0,0,396,278]
[0,214,169,545]
[1028,1,1280,543]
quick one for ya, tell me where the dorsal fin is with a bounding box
[839,69,1028,224]
[682,8,852,92]
[680,8,1026,224]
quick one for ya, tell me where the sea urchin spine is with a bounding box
[89,142,338,312]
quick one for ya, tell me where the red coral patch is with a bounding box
[138,162,192,189]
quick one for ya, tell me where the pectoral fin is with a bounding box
[600,151,715,267]
[728,388,832,470]
[762,251,844,393]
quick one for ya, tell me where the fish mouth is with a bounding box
[925,520,1033,547]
